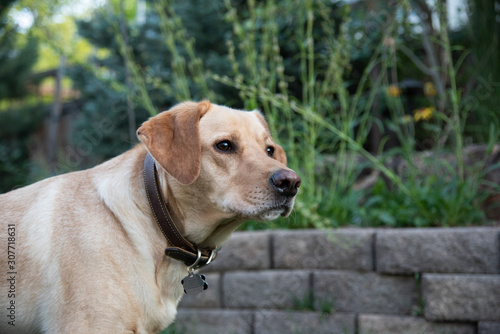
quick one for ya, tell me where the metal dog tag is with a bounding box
[181,273,208,295]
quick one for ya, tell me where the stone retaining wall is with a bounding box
[170,228,500,334]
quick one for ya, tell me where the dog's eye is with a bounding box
[266,146,275,157]
[215,140,234,153]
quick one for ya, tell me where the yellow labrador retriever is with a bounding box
[0,101,300,333]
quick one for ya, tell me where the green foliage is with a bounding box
[360,176,487,227]
[291,291,315,312]
[291,289,334,315]
[0,105,45,192]
[159,324,185,334]
[0,31,39,100]
[70,0,498,228]
[412,273,425,317]
[466,0,500,142]
[1,0,498,228]
[111,0,138,21]
[0,0,39,101]
[221,0,499,229]
[68,65,146,166]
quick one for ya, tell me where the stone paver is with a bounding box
[376,228,500,274]
[314,271,418,315]
[359,314,475,334]
[423,274,500,321]
[478,321,500,334]
[223,270,310,309]
[204,231,272,272]
[173,309,252,334]
[172,228,500,333]
[273,229,374,270]
[255,310,355,334]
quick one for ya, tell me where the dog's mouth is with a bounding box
[218,182,298,221]
[275,201,294,216]
[252,198,296,221]
[222,197,295,221]
[259,206,292,221]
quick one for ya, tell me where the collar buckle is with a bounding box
[187,246,221,273]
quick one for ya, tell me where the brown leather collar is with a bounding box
[143,153,218,268]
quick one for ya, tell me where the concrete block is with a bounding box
[223,270,310,309]
[376,228,500,274]
[359,314,475,334]
[478,321,500,334]
[204,231,271,272]
[178,273,220,308]
[273,229,374,270]
[254,310,355,334]
[313,271,418,315]
[172,309,252,334]
[423,274,500,321]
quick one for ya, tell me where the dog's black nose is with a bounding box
[270,170,301,197]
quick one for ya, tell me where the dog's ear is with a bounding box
[137,101,211,185]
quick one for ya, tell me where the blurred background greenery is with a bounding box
[1,0,499,228]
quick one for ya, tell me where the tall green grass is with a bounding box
[120,0,498,228]
[214,0,498,228]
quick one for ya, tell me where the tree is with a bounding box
[466,0,500,140]
[0,0,39,100]
[0,0,43,193]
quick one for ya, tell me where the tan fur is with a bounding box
[0,101,299,333]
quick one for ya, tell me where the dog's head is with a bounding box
[137,101,300,243]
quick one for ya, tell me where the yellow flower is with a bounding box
[424,82,437,97]
[386,85,402,97]
[413,107,434,122]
